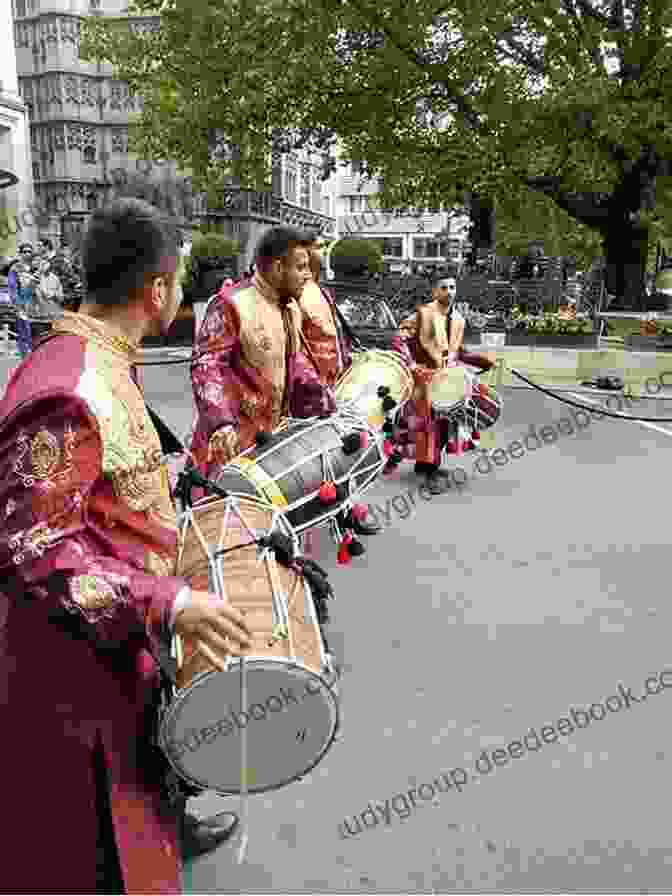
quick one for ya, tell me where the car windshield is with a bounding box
[337,298,398,328]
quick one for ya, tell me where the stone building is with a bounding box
[1,0,36,258]
[324,159,471,275]
[11,0,334,262]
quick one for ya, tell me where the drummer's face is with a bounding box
[277,246,312,300]
[434,279,456,306]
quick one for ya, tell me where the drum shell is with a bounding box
[164,495,339,794]
[213,418,384,530]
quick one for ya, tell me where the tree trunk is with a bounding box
[601,219,649,311]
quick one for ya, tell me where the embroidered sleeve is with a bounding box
[0,396,187,654]
[191,297,246,438]
[287,351,337,419]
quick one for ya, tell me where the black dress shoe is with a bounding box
[337,509,381,536]
[422,472,444,495]
[180,811,239,861]
[350,516,381,536]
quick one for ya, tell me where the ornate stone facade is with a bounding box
[11,0,335,261]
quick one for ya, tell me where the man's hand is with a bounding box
[207,425,239,464]
[174,591,253,672]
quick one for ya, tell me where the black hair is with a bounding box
[254,226,311,274]
[18,243,33,253]
[81,197,179,306]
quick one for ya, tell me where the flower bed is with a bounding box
[465,307,595,347]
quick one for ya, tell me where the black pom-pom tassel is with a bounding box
[335,482,349,503]
[382,396,397,412]
[256,431,272,447]
[348,538,366,557]
[377,386,391,398]
[341,432,361,455]
[260,531,295,567]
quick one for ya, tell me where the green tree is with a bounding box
[81,0,672,309]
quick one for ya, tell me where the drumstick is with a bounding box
[237,655,249,865]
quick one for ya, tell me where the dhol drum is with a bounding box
[212,415,386,534]
[159,494,339,795]
[335,350,413,429]
[428,365,472,419]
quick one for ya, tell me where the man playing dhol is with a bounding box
[297,237,380,538]
[0,198,254,894]
[391,275,495,494]
[188,226,336,493]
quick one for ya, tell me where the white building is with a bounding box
[0,0,36,258]
[323,157,470,274]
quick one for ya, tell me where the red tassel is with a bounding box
[337,532,353,565]
[359,432,370,450]
[383,440,395,457]
[351,503,368,522]
[464,439,475,451]
[446,440,458,454]
[318,481,337,503]
[337,543,352,564]
[472,431,481,441]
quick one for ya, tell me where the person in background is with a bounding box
[8,243,38,358]
[299,236,380,538]
[390,275,495,493]
[38,236,56,262]
[36,258,65,307]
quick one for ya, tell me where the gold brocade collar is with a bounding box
[52,312,140,364]
[252,272,293,309]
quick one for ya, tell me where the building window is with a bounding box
[414,238,452,258]
[347,195,369,213]
[83,146,96,164]
[32,162,40,181]
[381,238,403,258]
[284,169,297,203]
[300,165,311,210]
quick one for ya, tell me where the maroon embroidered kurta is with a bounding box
[0,313,187,894]
[189,273,336,487]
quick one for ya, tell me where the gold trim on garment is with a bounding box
[52,312,140,364]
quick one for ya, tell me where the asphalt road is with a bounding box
[4,352,672,893]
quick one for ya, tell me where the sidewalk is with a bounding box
[469,344,672,395]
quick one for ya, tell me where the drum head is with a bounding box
[335,350,412,427]
[160,659,339,795]
[429,366,470,413]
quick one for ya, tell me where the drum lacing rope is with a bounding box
[507,364,672,422]
[213,531,335,625]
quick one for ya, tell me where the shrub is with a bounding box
[331,238,384,277]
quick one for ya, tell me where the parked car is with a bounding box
[334,295,400,350]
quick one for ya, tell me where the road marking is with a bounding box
[567,392,672,439]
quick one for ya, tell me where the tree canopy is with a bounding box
[81,0,672,302]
